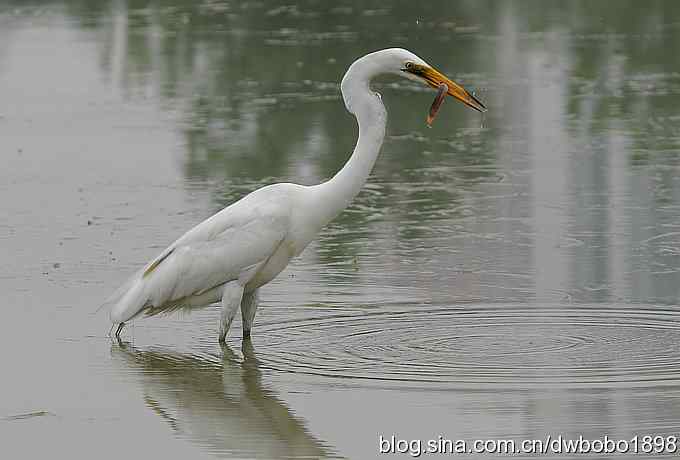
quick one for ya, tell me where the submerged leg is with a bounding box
[115,322,125,338]
[219,281,244,343]
[240,288,260,339]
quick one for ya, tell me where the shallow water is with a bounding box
[2,1,680,458]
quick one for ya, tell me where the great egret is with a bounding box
[104,48,486,342]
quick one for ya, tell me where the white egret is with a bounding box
[104,48,486,342]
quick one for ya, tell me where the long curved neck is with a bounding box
[309,60,387,226]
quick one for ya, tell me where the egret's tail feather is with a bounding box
[94,274,142,315]
[144,297,188,317]
[101,269,150,324]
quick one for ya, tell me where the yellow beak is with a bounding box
[407,65,487,113]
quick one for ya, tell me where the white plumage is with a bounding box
[104,48,486,342]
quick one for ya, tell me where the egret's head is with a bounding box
[393,48,486,113]
[348,48,485,113]
[341,48,486,119]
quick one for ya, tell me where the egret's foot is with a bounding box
[241,337,256,362]
[243,329,251,340]
[218,315,236,343]
[115,322,125,338]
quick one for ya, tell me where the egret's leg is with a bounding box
[219,281,244,343]
[240,288,260,339]
[115,322,125,338]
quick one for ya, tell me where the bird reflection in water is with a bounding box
[111,339,334,459]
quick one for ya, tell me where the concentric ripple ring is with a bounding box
[252,304,680,389]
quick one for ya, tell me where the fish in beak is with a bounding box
[403,62,486,125]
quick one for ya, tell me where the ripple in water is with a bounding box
[251,304,680,389]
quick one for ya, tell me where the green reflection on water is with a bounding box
[5,0,679,302]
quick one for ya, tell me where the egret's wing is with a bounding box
[106,185,294,323]
[143,215,287,309]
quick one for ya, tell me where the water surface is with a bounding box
[2,1,680,458]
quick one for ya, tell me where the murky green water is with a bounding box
[2,1,680,458]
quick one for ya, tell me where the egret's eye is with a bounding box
[404,62,414,70]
